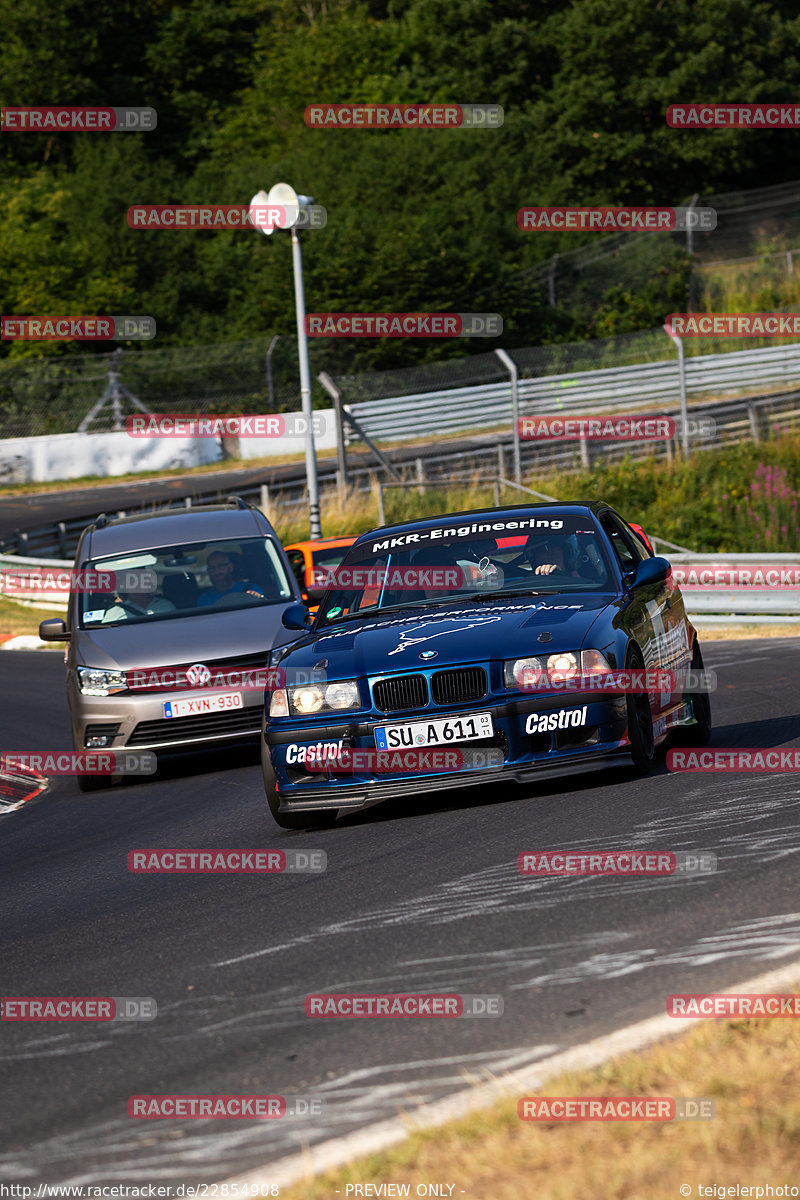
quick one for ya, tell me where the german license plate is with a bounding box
[163,692,243,718]
[374,711,493,750]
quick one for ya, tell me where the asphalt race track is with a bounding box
[1,638,799,1184]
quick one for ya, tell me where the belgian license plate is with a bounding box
[374,712,493,750]
[163,692,243,719]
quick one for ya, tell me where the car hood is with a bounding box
[282,594,614,676]
[75,604,299,670]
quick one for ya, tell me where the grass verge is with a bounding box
[282,1002,800,1200]
[0,595,64,641]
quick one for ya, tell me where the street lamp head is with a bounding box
[250,184,315,235]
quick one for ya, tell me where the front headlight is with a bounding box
[269,679,360,717]
[288,678,360,716]
[546,651,579,683]
[504,650,612,691]
[77,666,128,696]
[504,656,546,690]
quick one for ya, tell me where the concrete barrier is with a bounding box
[0,430,222,484]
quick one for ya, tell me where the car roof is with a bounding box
[351,501,611,547]
[83,503,271,559]
[286,537,357,551]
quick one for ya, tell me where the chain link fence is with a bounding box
[5,178,800,440]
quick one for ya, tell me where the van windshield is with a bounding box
[79,537,294,627]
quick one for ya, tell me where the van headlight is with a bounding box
[77,667,128,696]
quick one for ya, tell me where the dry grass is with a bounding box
[0,594,64,642]
[282,1006,800,1200]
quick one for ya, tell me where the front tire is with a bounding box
[261,740,338,830]
[672,639,712,747]
[625,645,655,773]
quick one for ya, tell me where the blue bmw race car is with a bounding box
[261,502,711,828]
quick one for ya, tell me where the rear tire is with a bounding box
[673,639,712,747]
[625,645,655,773]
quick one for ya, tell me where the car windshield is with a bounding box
[315,515,614,625]
[79,537,294,627]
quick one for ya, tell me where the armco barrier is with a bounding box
[340,343,800,443]
[667,554,800,624]
[3,551,799,625]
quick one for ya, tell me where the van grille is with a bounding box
[128,706,262,746]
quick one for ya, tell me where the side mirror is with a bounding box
[628,556,670,589]
[282,602,312,631]
[39,618,70,641]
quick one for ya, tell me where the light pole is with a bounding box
[250,184,321,538]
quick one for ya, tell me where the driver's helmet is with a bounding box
[524,533,580,571]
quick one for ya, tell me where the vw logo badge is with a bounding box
[419,650,437,660]
[186,662,212,687]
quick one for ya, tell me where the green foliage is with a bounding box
[534,431,800,551]
[3,0,800,367]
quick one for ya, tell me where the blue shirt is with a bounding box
[198,580,264,607]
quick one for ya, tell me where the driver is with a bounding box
[198,551,265,607]
[513,535,584,579]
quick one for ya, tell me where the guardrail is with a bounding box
[342,342,800,443]
[3,548,799,626]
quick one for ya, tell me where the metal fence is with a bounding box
[2,384,800,560]
[331,341,800,445]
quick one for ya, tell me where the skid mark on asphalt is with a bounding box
[213,775,800,969]
[0,1044,558,1184]
[507,911,800,987]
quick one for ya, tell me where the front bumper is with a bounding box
[68,685,264,752]
[264,693,633,814]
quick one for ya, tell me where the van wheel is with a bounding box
[77,774,114,792]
